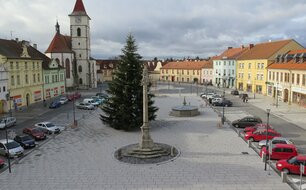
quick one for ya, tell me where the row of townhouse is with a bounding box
[160,39,306,107]
[0,39,65,114]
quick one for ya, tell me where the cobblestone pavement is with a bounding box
[0,95,291,190]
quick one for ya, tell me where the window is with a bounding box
[25,62,27,69]
[3,86,5,92]
[37,74,40,82]
[257,63,260,69]
[269,71,271,80]
[79,78,83,84]
[272,72,275,80]
[16,62,19,69]
[11,76,14,85]
[79,54,82,58]
[10,62,13,69]
[274,148,282,152]
[303,74,306,86]
[280,73,283,82]
[33,74,36,83]
[187,70,189,75]
[248,73,251,80]
[55,75,58,82]
[37,62,39,68]
[297,74,300,85]
[33,62,35,69]
[17,75,20,85]
[261,63,264,69]
[276,72,279,81]
[52,75,54,83]
[292,73,295,84]
[25,75,28,84]
[77,28,81,36]
[45,76,49,84]
[248,63,251,69]
[78,65,82,73]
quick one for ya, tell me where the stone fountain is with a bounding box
[170,97,200,117]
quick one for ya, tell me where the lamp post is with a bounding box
[222,75,227,125]
[5,120,11,173]
[264,108,271,171]
[276,83,279,108]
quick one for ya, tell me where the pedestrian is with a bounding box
[242,97,245,102]
[246,97,248,102]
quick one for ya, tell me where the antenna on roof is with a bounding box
[10,30,14,40]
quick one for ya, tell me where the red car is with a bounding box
[244,129,281,142]
[0,158,4,168]
[23,127,47,140]
[244,123,272,133]
[68,92,81,101]
[260,144,298,160]
[276,155,306,175]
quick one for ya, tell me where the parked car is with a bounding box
[0,158,4,168]
[49,101,61,109]
[76,102,95,110]
[244,129,281,142]
[91,96,104,105]
[201,92,215,99]
[276,155,306,175]
[232,116,262,128]
[244,123,272,133]
[0,117,17,129]
[23,127,47,140]
[231,90,239,95]
[35,122,65,132]
[83,98,99,106]
[33,127,52,135]
[211,97,223,104]
[212,99,233,107]
[67,92,81,101]
[34,122,61,134]
[14,135,36,149]
[260,144,298,160]
[96,92,108,99]
[59,97,69,105]
[0,139,24,158]
[258,137,294,148]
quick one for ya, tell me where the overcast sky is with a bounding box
[1,0,306,59]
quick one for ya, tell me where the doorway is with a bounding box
[26,94,30,106]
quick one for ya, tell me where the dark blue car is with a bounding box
[49,101,61,109]
[14,135,36,149]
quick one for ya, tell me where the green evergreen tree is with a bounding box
[100,34,158,131]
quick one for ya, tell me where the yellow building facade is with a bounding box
[0,40,44,112]
[236,40,303,95]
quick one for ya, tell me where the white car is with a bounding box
[34,122,62,134]
[59,97,69,105]
[201,92,215,99]
[76,102,95,110]
[0,117,17,129]
[0,139,24,158]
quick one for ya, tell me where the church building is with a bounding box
[45,0,97,90]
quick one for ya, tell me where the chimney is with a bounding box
[33,44,37,49]
[228,47,232,50]
[249,44,254,49]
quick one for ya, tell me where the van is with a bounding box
[83,98,99,106]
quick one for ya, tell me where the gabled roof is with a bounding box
[161,60,209,70]
[216,46,250,60]
[70,0,89,17]
[237,39,294,60]
[0,39,63,70]
[267,49,306,70]
[45,33,72,53]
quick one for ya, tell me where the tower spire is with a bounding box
[55,20,60,34]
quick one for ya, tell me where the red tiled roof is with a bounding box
[218,46,250,60]
[237,39,293,60]
[96,59,118,70]
[288,49,306,54]
[70,0,89,17]
[268,61,306,70]
[45,33,72,53]
[161,61,210,70]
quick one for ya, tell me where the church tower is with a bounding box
[69,0,95,88]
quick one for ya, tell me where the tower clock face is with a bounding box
[75,17,81,23]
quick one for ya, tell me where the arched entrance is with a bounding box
[284,89,289,102]
[26,94,30,106]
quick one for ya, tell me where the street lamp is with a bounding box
[264,108,271,171]
[222,75,227,125]
[5,119,12,173]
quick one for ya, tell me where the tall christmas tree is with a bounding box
[100,34,158,131]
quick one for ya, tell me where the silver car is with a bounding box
[258,137,294,148]
[0,139,24,158]
[76,102,95,110]
[0,117,17,129]
[35,122,61,134]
